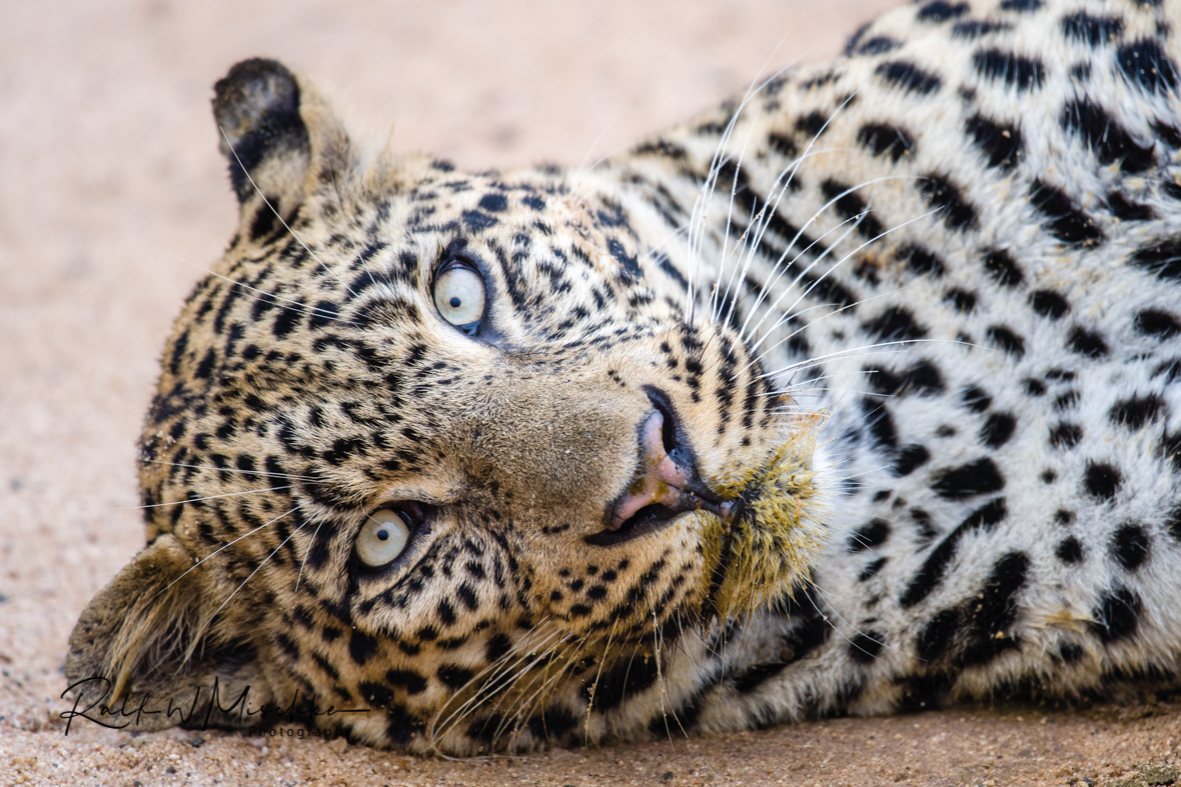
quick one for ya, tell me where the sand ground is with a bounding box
[2,1,1181,784]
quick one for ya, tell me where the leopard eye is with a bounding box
[356,507,414,567]
[433,260,486,334]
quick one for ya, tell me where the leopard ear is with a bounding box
[66,534,272,731]
[213,57,356,234]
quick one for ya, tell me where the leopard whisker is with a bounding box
[184,508,306,661]
[428,622,567,747]
[709,107,766,322]
[713,93,861,332]
[220,126,362,302]
[110,485,293,510]
[739,186,933,352]
[693,66,835,315]
[756,340,960,381]
[745,283,920,385]
[151,506,300,600]
[734,209,867,343]
[139,459,320,482]
[151,246,355,325]
[686,65,794,321]
[714,145,854,330]
[293,515,328,593]
[763,208,939,340]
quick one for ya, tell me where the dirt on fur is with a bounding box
[2,1,1180,785]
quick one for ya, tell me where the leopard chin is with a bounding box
[699,411,829,621]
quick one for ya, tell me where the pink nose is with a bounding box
[609,410,692,529]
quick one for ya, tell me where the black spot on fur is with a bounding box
[1061,12,1125,45]
[767,132,798,159]
[462,210,498,231]
[954,551,1029,667]
[917,1,969,22]
[821,179,885,238]
[901,497,1007,607]
[864,360,945,397]
[385,709,425,745]
[1067,326,1109,358]
[1107,191,1156,221]
[987,325,1026,357]
[1135,309,1180,338]
[861,397,899,453]
[1162,181,1181,202]
[849,633,885,663]
[477,193,508,212]
[962,386,992,413]
[973,49,1046,90]
[1112,523,1150,571]
[349,631,378,666]
[1118,39,1179,95]
[582,650,660,710]
[876,61,943,95]
[1049,422,1084,449]
[1000,0,1041,9]
[1110,394,1165,430]
[386,668,428,695]
[1091,587,1142,642]
[795,111,829,138]
[855,36,901,56]
[931,458,1005,500]
[946,288,977,313]
[898,244,945,277]
[1084,461,1122,500]
[980,413,1016,448]
[1057,536,1084,564]
[1061,99,1155,173]
[860,557,889,582]
[1029,179,1104,245]
[436,664,475,690]
[982,250,1024,287]
[1130,240,1181,282]
[857,123,915,162]
[1152,120,1181,148]
[848,518,891,552]
[607,238,642,280]
[953,20,1012,39]
[249,200,280,241]
[1058,642,1084,663]
[919,175,977,230]
[896,444,931,476]
[864,306,929,341]
[916,608,960,661]
[1028,290,1070,320]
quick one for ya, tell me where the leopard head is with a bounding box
[66,59,829,753]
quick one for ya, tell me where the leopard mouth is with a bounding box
[586,388,733,547]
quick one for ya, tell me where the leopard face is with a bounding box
[66,59,826,753]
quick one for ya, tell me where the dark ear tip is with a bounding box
[212,58,310,202]
[213,58,301,152]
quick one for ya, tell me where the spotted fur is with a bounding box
[68,0,1181,754]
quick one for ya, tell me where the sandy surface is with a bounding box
[3,1,1181,785]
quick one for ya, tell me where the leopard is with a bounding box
[66,0,1181,756]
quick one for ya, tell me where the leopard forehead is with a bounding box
[67,0,1181,757]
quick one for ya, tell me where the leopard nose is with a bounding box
[609,408,692,528]
[588,389,728,546]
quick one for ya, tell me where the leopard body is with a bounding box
[67,0,1181,754]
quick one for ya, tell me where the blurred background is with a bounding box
[0,0,896,749]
